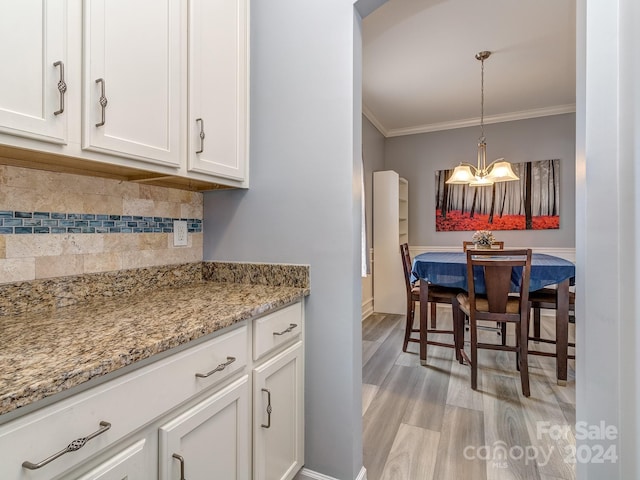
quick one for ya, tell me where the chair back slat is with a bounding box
[465,249,533,314]
[484,265,513,313]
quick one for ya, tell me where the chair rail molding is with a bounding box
[296,466,367,480]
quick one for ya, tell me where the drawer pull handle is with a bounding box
[22,421,111,470]
[195,118,205,154]
[261,388,272,428]
[95,78,107,127]
[273,323,298,336]
[172,453,187,480]
[195,356,236,378]
[53,60,67,115]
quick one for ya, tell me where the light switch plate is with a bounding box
[173,220,188,246]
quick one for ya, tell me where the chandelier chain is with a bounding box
[480,55,485,140]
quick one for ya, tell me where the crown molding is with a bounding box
[363,104,576,138]
[362,105,389,137]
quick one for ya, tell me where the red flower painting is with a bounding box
[435,159,560,231]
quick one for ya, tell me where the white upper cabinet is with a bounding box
[0,0,69,144]
[82,0,185,167]
[0,0,249,188]
[188,0,248,181]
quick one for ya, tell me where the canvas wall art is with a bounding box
[435,159,560,231]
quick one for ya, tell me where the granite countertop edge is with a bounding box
[0,280,308,418]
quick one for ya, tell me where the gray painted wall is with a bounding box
[363,115,385,252]
[383,113,576,248]
[203,2,363,478]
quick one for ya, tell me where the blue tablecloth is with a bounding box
[411,251,575,293]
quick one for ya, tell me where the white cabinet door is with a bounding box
[82,0,184,167]
[253,342,304,480]
[188,0,248,181]
[74,439,150,480]
[0,0,69,144]
[159,376,251,480]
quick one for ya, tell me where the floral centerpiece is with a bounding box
[472,230,496,248]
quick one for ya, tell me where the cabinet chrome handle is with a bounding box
[172,453,187,480]
[22,421,111,470]
[95,78,108,127]
[273,323,298,336]
[195,356,236,378]
[53,60,67,115]
[261,388,272,428]
[195,118,205,154]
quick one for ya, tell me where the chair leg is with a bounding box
[533,307,541,339]
[470,315,478,390]
[500,322,507,346]
[519,315,531,397]
[515,323,521,371]
[430,302,437,329]
[451,300,463,363]
[402,299,414,352]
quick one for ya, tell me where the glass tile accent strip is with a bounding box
[0,211,202,235]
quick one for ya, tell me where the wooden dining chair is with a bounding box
[529,287,576,360]
[462,240,505,252]
[399,243,461,353]
[454,249,533,396]
[462,240,507,340]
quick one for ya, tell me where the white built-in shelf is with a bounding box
[373,171,409,315]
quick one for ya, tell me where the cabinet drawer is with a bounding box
[0,325,247,480]
[74,438,150,480]
[253,302,302,361]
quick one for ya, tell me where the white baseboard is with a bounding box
[362,297,374,321]
[296,466,367,480]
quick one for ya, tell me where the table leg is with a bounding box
[420,280,429,366]
[556,279,569,385]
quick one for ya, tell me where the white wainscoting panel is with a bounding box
[361,248,374,321]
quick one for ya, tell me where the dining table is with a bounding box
[411,251,576,385]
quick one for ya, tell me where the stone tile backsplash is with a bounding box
[0,164,204,284]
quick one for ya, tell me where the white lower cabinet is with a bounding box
[159,376,250,480]
[74,439,150,480]
[253,342,304,480]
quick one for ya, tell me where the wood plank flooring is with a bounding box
[362,307,576,480]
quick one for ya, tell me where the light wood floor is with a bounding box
[362,307,576,480]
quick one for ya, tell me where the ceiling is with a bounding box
[362,0,577,137]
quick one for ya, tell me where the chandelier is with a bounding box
[446,51,519,186]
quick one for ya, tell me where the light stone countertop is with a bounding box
[0,281,306,417]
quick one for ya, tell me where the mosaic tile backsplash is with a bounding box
[0,211,202,235]
[0,163,204,284]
